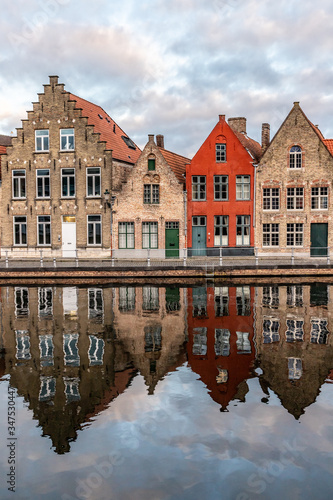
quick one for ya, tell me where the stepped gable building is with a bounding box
[1,75,140,258]
[255,102,333,256]
[113,134,189,258]
[186,115,261,256]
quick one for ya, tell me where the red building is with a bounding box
[186,115,262,256]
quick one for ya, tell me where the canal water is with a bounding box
[0,283,332,500]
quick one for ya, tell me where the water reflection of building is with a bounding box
[187,285,256,411]
[1,286,135,453]
[255,284,333,418]
[112,286,187,394]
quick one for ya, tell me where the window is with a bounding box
[144,184,159,204]
[61,168,75,197]
[14,216,27,246]
[236,215,250,245]
[236,286,251,316]
[142,222,158,248]
[263,318,280,343]
[35,130,49,152]
[287,223,303,246]
[193,327,207,355]
[119,287,136,312]
[192,216,206,227]
[287,187,304,210]
[286,319,304,342]
[142,287,159,311]
[236,176,250,200]
[214,287,229,316]
[38,216,51,245]
[12,170,26,198]
[263,286,279,308]
[214,176,228,200]
[148,156,156,171]
[165,221,179,229]
[119,222,134,248]
[60,128,74,150]
[88,289,104,321]
[215,329,230,356]
[214,216,228,246]
[216,143,226,162]
[87,215,102,245]
[87,167,101,197]
[263,188,279,210]
[192,176,206,200]
[263,223,279,247]
[36,169,50,198]
[311,187,328,210]
[311,318,329,344]
[289,146,302,169]
[287,285,303,307]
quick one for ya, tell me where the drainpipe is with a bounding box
[253,163,257,230]
[184,190,187,248]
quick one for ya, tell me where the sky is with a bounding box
[1,0,333,158]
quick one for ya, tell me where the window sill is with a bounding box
[60,149,75,153]
[34,151,50,154]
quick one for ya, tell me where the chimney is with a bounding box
[228,117,247,134]
[156,134,164,148]
[219,114,225,122]
[261,123,270,151]
[148,134,155,144]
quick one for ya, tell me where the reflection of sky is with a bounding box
[1,365,333,500]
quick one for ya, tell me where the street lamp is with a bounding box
[104,189,116,258]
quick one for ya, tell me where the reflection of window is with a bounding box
[63,334,80,366]
[88,335,104,365]
[263,318,280,343]
[63,377,80,403]
[38,288,53,317]
[236,332,251,353]
[193,327,207,355]
[192,287,207,317]
[88,289,103,321]
[15,330,31,360]
[288,357,302,380]
[15,288,29,317]
[119,287,136,311]
[165,287,180,312]
[311,318,329,344]
[39,335,54,367]
[39,376,55,402]
[144,325,162,352]
[214,287,229,316]
[142,287,159,311]
[287,285,303,307]
[286,319,304,342]
[262,286,279,308]
[215,329,230,356]
[236,286,251,316]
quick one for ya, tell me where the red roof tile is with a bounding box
[158,147,190,184]
[234,131,262,162]
[68,93,141,165]
[324,139,333,156]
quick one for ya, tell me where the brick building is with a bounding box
[0,76,140,258]
[255,102,333,256]
[113,134,189,258]
[186,115,261,256]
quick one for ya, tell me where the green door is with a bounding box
[192,216,207,256]
[311,223,328,256]
[165,222,179,258]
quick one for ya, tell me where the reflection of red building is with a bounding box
[187,285,256,411]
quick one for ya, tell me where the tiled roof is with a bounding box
[324,139,333,156]
[0,134,12,146]
[234,131,262,162]
[68,93,141,165]
[158,147,190,184]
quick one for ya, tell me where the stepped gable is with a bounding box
[158,146,190,184]
[68,93,141,165]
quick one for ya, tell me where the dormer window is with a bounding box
[216,143,226,162]
[60,129,75,150]
[148,155,156,171]
[289,146,302,169]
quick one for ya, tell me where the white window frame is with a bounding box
[35,130,49,152]
[263,223,279,247]
[37,215,51,246]
[263,188,279,210]
[287,223,303,247]
[263,317,280,343]
[36,169,50,198]
[12,170,26,199]
[142,222,158,249]
[86,167,101,197]
[289,146,302,169]
[13,216,27,246]
[87,215,102,246]
[61,168,75,198]
[60,128,75,151]
[287,187,304,210]
[311,187,328,210]
[236,175,250,200]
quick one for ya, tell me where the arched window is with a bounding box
[289,146,302,169]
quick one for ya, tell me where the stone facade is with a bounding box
[0,76,140,258]
[255,102,333,256]
[112,134,189,258]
